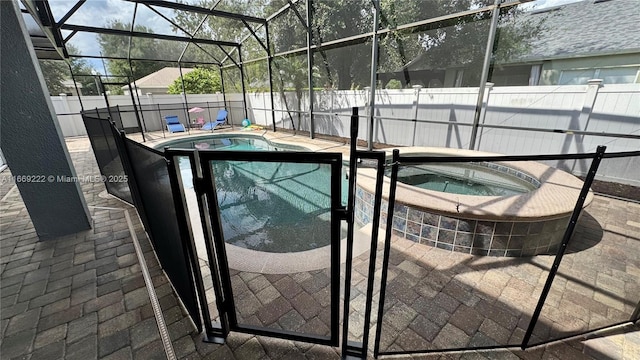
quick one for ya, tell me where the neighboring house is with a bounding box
[122,67,195,95]
[61,79,83,96]
[493,0,640,86]
[387,0,640,87]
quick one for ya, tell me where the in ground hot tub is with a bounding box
[355,147,592,257]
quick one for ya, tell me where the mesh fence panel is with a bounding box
[123,138,201,330]
[81,113,132,203]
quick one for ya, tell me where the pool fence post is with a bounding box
[521,145,607,348]
[373,149,400,357]
[341,106,359,358]
[361,151,387,357]
[164,152,222,343]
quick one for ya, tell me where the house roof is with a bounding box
[402,0,640,71]
[515,0,640,62]
[62,80,82,88]
[123,67,195,89]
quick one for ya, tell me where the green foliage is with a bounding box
[38,44,98,96]
[98,20,178,80]
[170,0,543,90]
[105,85,124,95]
[67,45,99,95]
[167,68,221,94]
[171,0,275,64]
[38,60,68,95]
[385,79,402,89]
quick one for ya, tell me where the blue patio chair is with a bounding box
[202,109,228,131]
[165,115,186,133]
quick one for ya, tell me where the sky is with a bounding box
[46,0,586,74]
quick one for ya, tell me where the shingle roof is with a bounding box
[403,0,639,71]
[514,0,640,62]
[124,67,195,89]
[62,80,82,88]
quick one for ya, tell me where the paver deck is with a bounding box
[1,135,638,359]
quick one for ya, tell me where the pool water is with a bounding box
[162,135,306,152]
[171,136,348,253]
[209,160,334,253]
[394,164,536,196]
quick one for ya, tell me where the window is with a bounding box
[598,67,639,84]
[558,69,596,85]
[559,66,639,85]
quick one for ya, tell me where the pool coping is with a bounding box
[356,147,593,221]
[224,224,372,274]
[145,129,351,155]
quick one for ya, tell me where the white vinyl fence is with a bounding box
[53,83,640,185]
[245,83,640,186]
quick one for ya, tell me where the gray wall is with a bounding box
[1,1,91,237]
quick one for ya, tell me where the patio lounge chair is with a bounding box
[165,115,186,133]
[202,109,228,131]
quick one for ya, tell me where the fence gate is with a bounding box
[194,150,345,345]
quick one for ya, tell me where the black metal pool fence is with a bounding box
[88,99,245,140]
[81,106,640,359]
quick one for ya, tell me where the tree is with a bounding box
[38,59,68,95]
[67,44,99,95]
[172,0,544,91]
[172,0,276,64]
[97,20,179,82]
[300,0,545,89]
[167,67,221,94]
[38,44,98,96]
[375,1,546,87]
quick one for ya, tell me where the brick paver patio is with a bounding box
[1,136,638,359]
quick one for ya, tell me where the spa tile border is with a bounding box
[354,186,569,257]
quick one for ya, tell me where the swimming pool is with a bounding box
[392,163,537,196]
[159,135,347,253]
